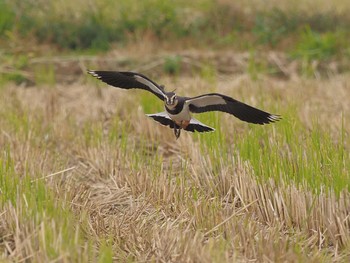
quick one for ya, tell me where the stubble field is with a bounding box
[1,50,349,261]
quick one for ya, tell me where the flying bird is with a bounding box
[88,70,280,139]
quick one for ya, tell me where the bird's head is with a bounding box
[164,92,178,108]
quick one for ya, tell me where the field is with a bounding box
[1,0,350,262]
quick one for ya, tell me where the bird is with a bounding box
[87,70,281,139]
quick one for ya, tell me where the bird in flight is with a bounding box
[88,70,280,139]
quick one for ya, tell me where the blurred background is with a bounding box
[1,0,350,84]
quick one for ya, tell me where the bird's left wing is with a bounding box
[186,93,280,124]
[88,70,167,100]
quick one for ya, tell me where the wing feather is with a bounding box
[146,113,215,133]
[187,93,280,124]
[88,70,166,100]
[185,118,215,133]
[146,112,177,129]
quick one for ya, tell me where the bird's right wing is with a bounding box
[88,70,167,100]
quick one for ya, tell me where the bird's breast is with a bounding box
[166,104,191,122]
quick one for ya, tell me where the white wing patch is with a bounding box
[146,112,170,119]
[134,75,167,99]
[185,95,227,108]
[189,118,215,131]
[88,70,101,78]
[267,115,281,122]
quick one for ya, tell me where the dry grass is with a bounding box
[1,68,350,262]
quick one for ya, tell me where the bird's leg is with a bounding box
[174,127,181,139]
[173,124,181,139]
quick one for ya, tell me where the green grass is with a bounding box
[33,64,56,86]
[253,8,298,47]
[195,102,350,195]
[1,0,350,88]
[136,73,350,196]
[0,1,15,35]
[163,55,182,75]
[0,149,93,261]
[291,27,346,61]
[1,76,350,261]
[236,114,349,195]
[1,0,350,56]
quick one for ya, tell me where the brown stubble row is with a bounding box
[0,74,349,262]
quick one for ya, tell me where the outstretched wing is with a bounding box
[185,118,215,133]
[146,112,178,129]
[187,93,280,124]
[88,70,167,100]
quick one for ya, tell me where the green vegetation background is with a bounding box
[1,0,349,58]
